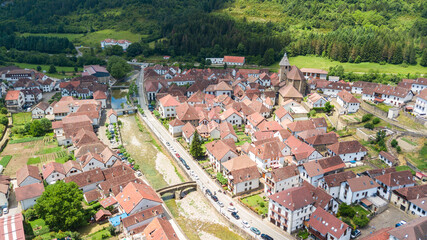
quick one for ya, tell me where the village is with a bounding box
[0,51,425,240]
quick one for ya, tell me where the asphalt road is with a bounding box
[136,65,292,240]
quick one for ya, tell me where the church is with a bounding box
[278,53,308,106]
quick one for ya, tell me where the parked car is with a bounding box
[185,164,190,170]
[228,206,237,213]
[211,195,218,202]
[231,212,240,220]
[206,189,212,196]
[351,229,361,239]
[3,208,8,215]
[242,220,250,228]
[395,221,407,227]
[175,153,180,158]
[135,171,142,177]
[217,201,224,208]
[261,233,273,240]
[166,142,170,146]
[250,227,260,235]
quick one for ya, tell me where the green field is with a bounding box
[20,29,145,47]
[10,62,82,73]
[12,112,32,126]
[27,157,41,165]
[0,155,12,168]
[240,194,268,216]
[268,55,427,75]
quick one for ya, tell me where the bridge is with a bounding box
[111,85,130,89]
[115,107,138,115]
[156,181,198,199]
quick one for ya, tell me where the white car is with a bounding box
[217,201,224,208]
[242,220,250,228]
[193,174,199,181]
[3,208,8,215]
[228,206,237,213]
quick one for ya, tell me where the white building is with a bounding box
[101,39,132,51]
[379,151,398,167]
[220,108,243,127]
[300,68,328,80]
[414,88,427,115]
[408,198,427,217]
[307,93,327,108]
[306,208,351,240]
[327,140,367,162]
[168,118,185,137]
[205,58,224,65]
[319,171,356,199]
[337,90,360,113]
[221,155,260,195]
[205,140,238,172]
[374,170,415,201]
[15,183,44,210]
[264,165,300,196]
[116,182,163,215]
[339,176,379,205]
[42,162,66,185]
[158,94,180,118]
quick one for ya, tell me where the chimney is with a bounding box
[120,186,123,192]
[341,223,344,229]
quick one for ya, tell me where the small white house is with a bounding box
[339,176,379,205]
[15,182,44,210]
[327,140,367,162]
[307,93,327,108]
[107,109,118,124]
[264,165,300,196]
[158,94,180,118]
[379,151,398,167]
[220,108,243,127]
[169,119,185,137]
[337,90,360,113]
[414,88,427,116]
[221,155,260,195]
[42,162,66,185]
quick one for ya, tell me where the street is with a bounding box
[136,65,292,240]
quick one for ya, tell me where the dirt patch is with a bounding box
[177,191,224,226]
[199,231,221,240]
[155,152,182,185]
[397,137,418,152]
[2,140,43,177]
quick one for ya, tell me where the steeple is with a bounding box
[279,53,290,67]
[279,52,291,83]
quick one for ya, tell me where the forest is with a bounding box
[0,0,426,66]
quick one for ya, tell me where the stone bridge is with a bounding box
[115,107,137,115]
[156,181,198,199]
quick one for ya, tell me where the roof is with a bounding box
[95,209,111,221]
[286,66,305,81]
[247,112,266,127]
[15,182,44,201]
[416,88,427,101]
[100,196,118,208]
[393,185,427,201]
[279,53,290,66]
[302,156,345,177]
[0,213,25,240]
[176,102,199,121]
[169,118,185,127]
[268,186,315,211]
[305,132,339,146]
[375,170,414,187]
[205,140,237,161]
[181,122,196,139]
[84,189,102,203]
[122,205,164,228]
[338,90,360,103]
[5,90,21,101]
[308,93,325,103]
[159,94,180,107]
[301,68,328,75]
[116,182,162,214]
[359,227,392,240]
[308,208,349,239]
[409,197,427,211]
[327,140,367,155]
[63,160,82,174]
[143,217,179,240]
[107,108,117,117]
[64,168,105,187]
[250,138,286,161]
[220,108,242,121]
[269,165,299,182]
[223,56,245,64]
[42,162,65,179]
[93,90,107,100]
[287,120,316,133]
[278,84,303,99]
[347,176,379,192]
[323,171,356,187]
[387,216,427,240]
[222,155,257,171]
[32,101,50,111]
[16,165,41,186]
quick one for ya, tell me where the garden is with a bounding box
[240,194,269,216]
[337,203,370,229]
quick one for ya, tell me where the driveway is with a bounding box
[41,91,58,103]
[2,180,22,218]
[360,204,417,237]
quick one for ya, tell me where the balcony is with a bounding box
[270,207,288,221]
[307,227,327,240]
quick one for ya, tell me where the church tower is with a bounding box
[279,53,291,82]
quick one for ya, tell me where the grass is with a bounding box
[345,165,373,174]
[396,112,427,130]
[12,112,32,126]
[375,103,393,113]
[401,137,417,146]
[29,219,50,236]
[0,155,12,167]
[27,157,41,165]
[85,229,111,240]
[353,204,370,216]
[35,146,63,155]
[9,136,45,144]
[395,166,415,175]
[406,143,427,171]
[240,194,268,216]
[369,159,389,169]
[297,229,309,239]
[266,55,427,75]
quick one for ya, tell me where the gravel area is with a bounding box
[177,191,225,226]
[155,152,182,185]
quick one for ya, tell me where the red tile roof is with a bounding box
[93,90,107,100]
[5,90,21,101]
[15,182,44,201]
[223,56,245,64]
[347,176,379,192]
[0,213,25,240]
[268,186,315,211]
[143,217,179,240]
[375,170,414,187]
[327,140,367,155]
[16,165,41,187]
[42,162,65,179]
[338,90,360,103]
[308,208,349,239]
[116,182,162,214]
[159,94,180,107]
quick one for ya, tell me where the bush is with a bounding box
[362,114,373,122]
[0,116,8,126]
[372,117,380,124]
[396,146,402,153]
[391,139,398,148]
[216,172,228,185]
[338,203,356,218]
[24,208,37,221]
[364,123,374,130]
[353,214,369,228]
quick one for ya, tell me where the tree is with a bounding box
[396,146,402,153]
[353,214,369,228]
[190,131,204,159]
[324,102,333,113]
[48,65,57,74]
[36,66,42,71]
[421,49,427,67]
[34,181,85,231]
[0,108,7,114]
[107,56,132,79]
[40,118,52,132]
[105,45,124,56]
[0,116,8,126]
[337,203,356,218]
[391,139,398,148]
[362,114,373,122]
[372,117,380,124]
[364,123,374,130]
[127,43,143,57]
[262,48,275,66]
[29,120,45,137]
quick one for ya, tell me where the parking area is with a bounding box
[359,204,417,238]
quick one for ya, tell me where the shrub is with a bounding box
[24,208,37,221]
[362,114,373,122]
[353,214,369,228]
[338,203,356,218]
[391,139,398,148]
[372,117,380,124]
[364,123,374,130]
[396,146,402,153]
[216,172,228,185]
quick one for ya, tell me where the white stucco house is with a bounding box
[327,140,367,162]
[337,90,360,113]
[339,176,379,205]
[15,182,44,210]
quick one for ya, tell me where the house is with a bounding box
[175,102,199,126]
[223,56,245,66]
[268,186,315,233]
[306,208,351,240]
[31,102,53,119]
[374,170,415,200]
[16,165,42,187]
[0,175,11,209]
[339,176,379,205]
[373,85,413,107]
[121,205,164,233]
[221,155,260,195]
[337,90,360,114]
[5,90,25,112]
[319,171,356,199]
[101,39,132,51]
[298,156,345,187]
[15,182,44,210]
[408,197,427,217]
[284,136,323,165]
[93,90,107,108]
[205,82,233,97]
[63,160,83,177]
[169,118,185,137]
[414,88,427,115]
[320,82,351,97]
[301,68,328,80]
[220,108,243,127]
[64,168,105,193]
[391,185,427,214]
[181,122,196,144]
[159,94,180,118]
[21,88,42,105]
[274,107,294,124]
[278,85,304,105]
[264,165,300,196]
[351,81,379,94]
[116,181,163,215]
[305,132,339,153]
[0,213,25,240]
[107,109,118,124]
[80,152,106,171]
[3,69,34,83]
[246,112,266,134]
[327,140,367,162]
[307,93,327,108]
[248,138,287,171]
[205,139,238,172]
[42,162,66,185]
[387,216,427,240]
[398,78,427,94]
[142,217,179,240]
[84,189,102,203]
[13,78,40,91]
[219,121,238,142]
[379,151,398,167]
[249,100,270,118]
[205,58,224,65]
[38,78,55,92]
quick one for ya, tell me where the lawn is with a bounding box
[353,204,370,216]
[401,137,417,146]
[395,165,415,175]
[345,165,373,174]
[9,136,45,144]
[267,55,427,75]
[12,112,32,126]
[407,143,427,171]
[396,112,427,130]
[0,155,12,167]
[27,157,41,165]
[240,194,268,216]
[36,146,63,155]
[85,229,111,240]
[375,103,393,113]
[29,219,50,236]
